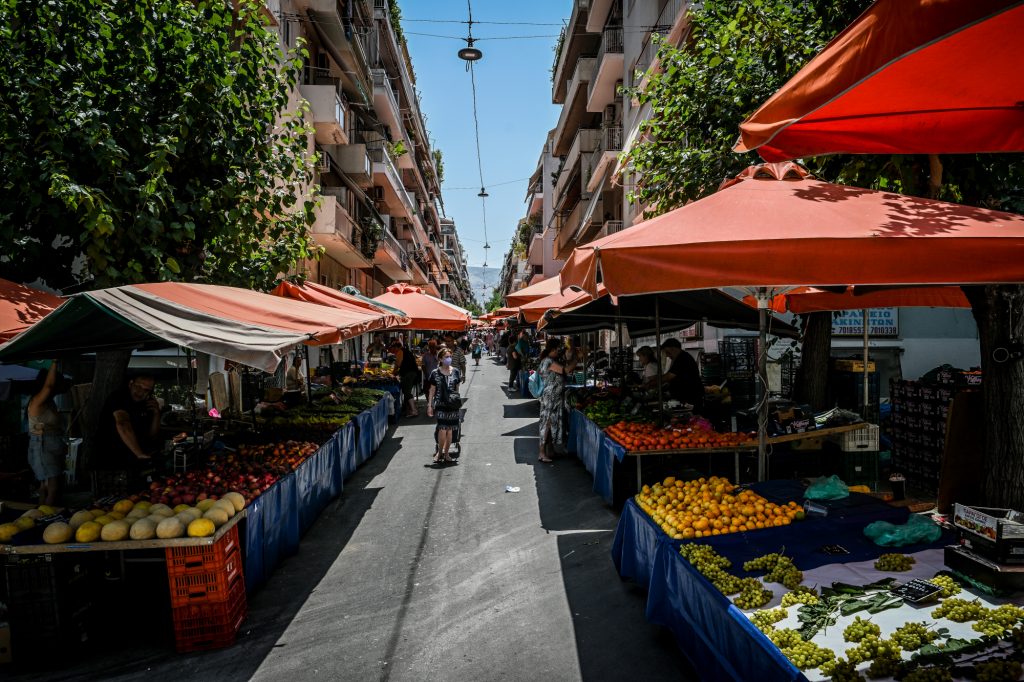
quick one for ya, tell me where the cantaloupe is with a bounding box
[75,521,101,542]
[69,510,94,529]
[173,504,191,514]
[89,509,106,518]
[93,515,114,526]
[149,505,174,517]
[129,518,157,540]
[107,511,125,520]
[0,523,20,542]
[202,507,229,528]
[213,499,236,518]
[174,510,200,526]
[101,520,130,541]
[21,508,44,520]
[112,499,134,515]
[144,514,168,525]
[196,499,217,512]
[187,518,215,538]
[223,492,246,513]
[43,521,72,544]
[156,517,185,539]
[126,507,148,520]
[14,516,35,531]
[134,500,152,511]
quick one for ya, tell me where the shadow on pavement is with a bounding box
[524,427,700,681]
[503,401,538,419]
[13,428,406,682]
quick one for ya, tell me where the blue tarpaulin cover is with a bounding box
[371,395,389,449]
[571,409,614,504]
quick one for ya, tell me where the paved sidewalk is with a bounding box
[19,357,694,681]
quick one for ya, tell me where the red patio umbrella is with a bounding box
[372,284,471,331]
[743,285,971,314]
[518,287,598,324]
[270,280,409,328]
[560,163,1024,298]
[504,276,563,307]
[0,279,63,343]
[735,0,1024,161]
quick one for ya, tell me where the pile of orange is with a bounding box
[605,421,755,452]
[635,475,803,540]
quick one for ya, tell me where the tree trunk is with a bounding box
[81,349,132,471]
[964,284,1024,509]
[795,312,832,411]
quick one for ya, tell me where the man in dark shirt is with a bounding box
[96,374,161,469]
[660,338,705,414]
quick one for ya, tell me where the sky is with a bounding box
[402,0,567,301]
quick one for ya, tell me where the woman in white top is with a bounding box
[27,362,70,505]
[637,346,661,389]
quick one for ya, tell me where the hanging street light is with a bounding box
[477,186,489,198]
[458,38,483,62]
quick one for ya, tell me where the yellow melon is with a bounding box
[101,520,130,541]
[20,508,44,520]
[0,523,20,542]
[149,505,174,517]
[69,510,94,529]
[223,492,246,513]
[156,517,185,539]
[187,518,216,538]
[129,518,157,540]
[202,507,229,528]
[196,499,217,512]
[112,499,134,515]
[93,515,114,526]
[75,521,102,542]
[89,509,106,518]
[43,521,73,544]
[173,504,191,514]
[37,504,58,515]
[107,511,125,520]
[134,500,152,511]
[213,499,236,519]
[14,516,35,531]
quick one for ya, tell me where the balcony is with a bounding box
[367,142,418,220]
[311,192,373,269]
[552,0,596,104]
[587,28,623,113]
[527,228,545,266]
[374,222,410,280]
[292,0,372,104]
[552,57,596,155]
[370,69,414,169]
[401,240,431,285]
[632,0,687,91]
[601,220,624,238]
[574,188,603,243]
[328,144,373,186]
[585,0,614,32]
[555,128,601,202]
[553,199,585,261]
[586,126,623,192]
[301,68,350,145]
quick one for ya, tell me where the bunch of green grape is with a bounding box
[930,574,962,598]
[874,553,916,571]
[843,616,881,643]
[971,605,1024,636]
[734,577,773,609]
[932,597,990,622]
[975,659,1023,682]
[780,639,836,671]
[743,551,803,589]
[750,607,787,631]
[902,666,953,682]
[781,590,818,607]
[892,622,940,651]
[865,649,903,678]
[819,658,865,682]
[681,544,732,571]
[845,635,902,665]
[767,628,803,649]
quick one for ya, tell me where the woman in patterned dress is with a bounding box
[426,347,462,464]
[537,338,576,464]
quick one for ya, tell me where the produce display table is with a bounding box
[612,481,955,681]
[354,394,391,466]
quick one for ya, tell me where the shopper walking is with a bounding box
[392,341,420,417]
[420,339,439,398]
[508,330,530,391]
[446,334,467,377]
[426,348,462,464]
[536,338,576,464]
[471,337,484,366]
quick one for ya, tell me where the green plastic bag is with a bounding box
[864,514,941,547]
[805,474,850,500]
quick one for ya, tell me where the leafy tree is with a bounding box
[486,287,504,312]
[0,0,318,292]
[464,300,483,317]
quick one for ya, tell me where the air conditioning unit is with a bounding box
[370,186,385,201]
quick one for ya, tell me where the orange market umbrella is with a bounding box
[371,283,471,331]
[504,276,563,307]
[0,279,63,343]
[736,0,1024,161]
[270,280,409,328]
[560,163,1024,298]
[518,288,595,325]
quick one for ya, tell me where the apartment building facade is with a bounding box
[271,0,473,307]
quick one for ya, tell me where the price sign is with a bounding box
[831,308,899,337]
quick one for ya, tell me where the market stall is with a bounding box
[0,278,63,343]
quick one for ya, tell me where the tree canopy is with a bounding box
[0,0,319,292]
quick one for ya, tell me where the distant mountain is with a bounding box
[467,265,499,307]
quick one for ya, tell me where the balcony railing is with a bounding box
[585,125,623,191]
[367,142,418,219]
[631,0,685,88]
[588,27,623,105]
[379,226,409,271]
[603,220,624,236]
[555,128,601,201]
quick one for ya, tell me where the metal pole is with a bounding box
[617,310,624,390]
[655,297,664,423]
[862,309,870,419]
[303,345,312,404]
[757,290,768,482]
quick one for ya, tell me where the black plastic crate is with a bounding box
[841,450,879,488]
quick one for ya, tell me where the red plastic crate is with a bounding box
[167,546,242,608]
[165,524,240,573]
[172,573,247,653]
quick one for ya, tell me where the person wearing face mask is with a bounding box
[426,348,462,464]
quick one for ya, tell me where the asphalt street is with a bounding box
[18,356,695,681]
